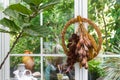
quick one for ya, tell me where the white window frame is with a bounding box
[10,38,66,80]
[1,0,120,80]
[74,0,88,80]
[0,0,10,80]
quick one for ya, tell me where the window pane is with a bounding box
[11,36,41,54]
[43,57,75,80]
[88,0,120,54]
[10,56,41,80]
[103,57,120,80]
[88,0,120,80]
[43,0,74,54]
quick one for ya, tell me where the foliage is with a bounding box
[0,1,59,37]
[102,58,120,80]
[88,1,120,79]
[10,36,40,53]
[9,0,74,74]
[0,0,119,79]
[11,0,74,54]
[88,0,120,53]
[0,0,59,69]
[43,0,74,43]
[88,59,105,79]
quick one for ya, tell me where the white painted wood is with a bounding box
[10,53,65,57]
[100,55,120,57]
[1,32,5,80]
[0,11,2,80]
[75,63,80,80]
[0,1,4,79]
[40,38,44,80]
[40,12,43,80]
[4,33,10,80]
[40,12,43,26]
[0,0,10,80]
[74,0,88,80]
[0,31,1,80]
[10,54,120,58]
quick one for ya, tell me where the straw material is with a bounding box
[61,16,103,61]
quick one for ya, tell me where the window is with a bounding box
[0,0,10,80]
[88,0,120,80]
[0,0,119,80]
[8,0,75,80]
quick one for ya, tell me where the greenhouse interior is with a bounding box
[0,0,120,80]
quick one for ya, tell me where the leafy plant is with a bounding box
[88,59,105,80]
[0,0,59,69]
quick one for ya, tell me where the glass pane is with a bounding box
[88,0,120,79]
[10,56,41,80]
[11,36,41,54]
[43,57,75,80]
[102,57,120,80]
[43,0,74,54]
[10,0,21,4]
[88,0,120,54]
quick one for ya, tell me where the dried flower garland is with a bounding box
[61,16,103,69]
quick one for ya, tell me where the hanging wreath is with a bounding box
[61,16,103,69]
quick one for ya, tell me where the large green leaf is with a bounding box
[3,8,30,27]
[0,28,17,34]
[39,1,59,11]
[3,8,19,19]
[30,15,40,26]
[13,14,26,27]
[23,25,51,37]
[23,0,42,6]
[0,18,20,31]
[8,3,32,15]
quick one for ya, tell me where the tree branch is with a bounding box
[0,30,23,69]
